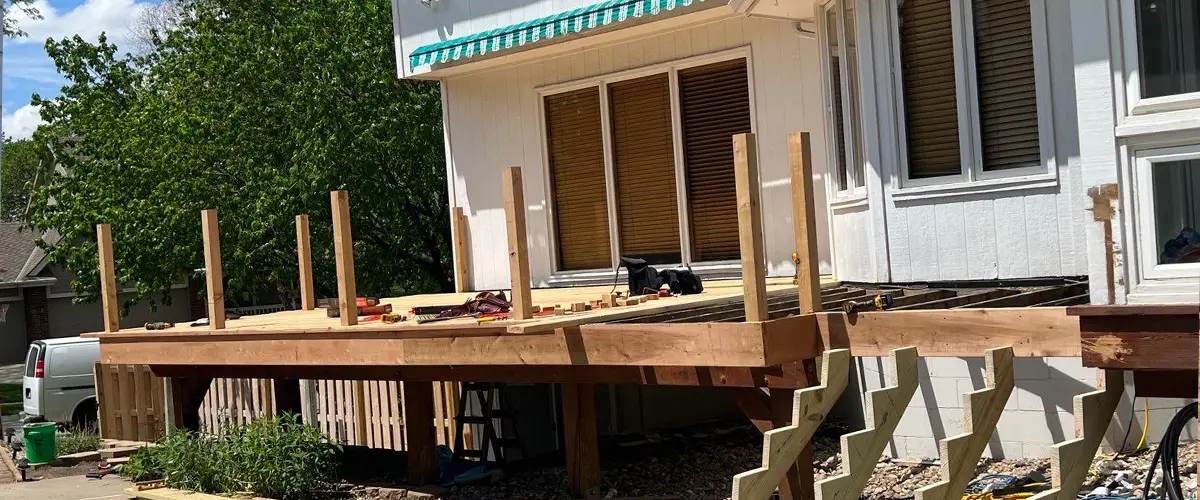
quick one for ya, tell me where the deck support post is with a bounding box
[452,206,471,293]
[96,224,120,333]
[296,214,315,311]
[272,379,303,418]
[167,377,212,433]
[733,133,767,322]
[770,388,811,500]
[402,381,438,485]
[562,383,600,499]
[331,190,358,326]
[201,209,226,330]
[502,167,533,319]
[789,132,822,314]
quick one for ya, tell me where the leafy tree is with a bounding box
[0,138,47,222]
[3,0,41,37]
[27,0,451,312]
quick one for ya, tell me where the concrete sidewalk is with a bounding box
[0,474,130,500]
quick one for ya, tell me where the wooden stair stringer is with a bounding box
[1028,369,1124,500]
[814,347,919,500]
[731,349,851,500]
[914,347,1015,500]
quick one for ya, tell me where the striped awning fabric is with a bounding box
[409,0,710,69]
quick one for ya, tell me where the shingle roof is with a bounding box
[0,223,42,284]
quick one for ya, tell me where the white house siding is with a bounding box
[442,15,835,290]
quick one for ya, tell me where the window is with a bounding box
[1132,146,1200,280]
[821,0,866,192]
[893,0,1050,187]
[1135,0,1200,99]
[541,54,754,273]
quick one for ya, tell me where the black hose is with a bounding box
[1143,402,1196,500]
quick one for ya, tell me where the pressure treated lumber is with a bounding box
[914,347,1014,500]
[563,383,601,499]
[502,167,533,320]
[1029,370,1124,500]
[200,209,226,330]
[732,349,850,500]
[402,381,438,485]
[452,206,471,293]
[331,191,358,326]
[733,133,767,322]
[815,347,918,500]
[815,308,1080,357]
[789,132,822,315]
[296,215,315,311]
[96,224,120,333]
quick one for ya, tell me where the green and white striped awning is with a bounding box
[409,0,710,69]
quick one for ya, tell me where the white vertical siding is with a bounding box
[444,16,833,290]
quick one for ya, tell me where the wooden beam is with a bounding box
[733,133,767,322]
[1079,313,1199,370]
[296,215,315,311]
[963,283,1088,308]
[815,308,1080,357]
[771,388,813,500]
[893,289,1018,310]
[502,167,533,320]
[914,347,1014,500]
[402,381,438,485]
[452,207,471,293]
[96,224,120,333]
[167,377,213,432]
[789,132,822,315]
[1029,370,1123,500]
[732,349,850,500]
[200,209,226,330]
[815,347,918,500]
[562,383,601,499]
[330,190,358,326]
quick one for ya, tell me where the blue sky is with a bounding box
[3,0,156,140]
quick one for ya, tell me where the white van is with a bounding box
[21,337,100,428]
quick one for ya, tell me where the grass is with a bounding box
[56,429,102,455]
[0,383,21,416]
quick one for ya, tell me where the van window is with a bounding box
[47,344,97,378]
[24,344,39,377]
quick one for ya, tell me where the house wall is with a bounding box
[0,296,27,363]
[47,288,193,337]
[442,15,834,290]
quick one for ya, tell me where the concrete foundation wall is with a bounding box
[856,356,1196,460]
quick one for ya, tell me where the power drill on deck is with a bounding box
[842,294,893,313]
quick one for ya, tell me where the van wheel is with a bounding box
[72,399,98,432]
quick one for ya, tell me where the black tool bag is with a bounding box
[658,268,704,295]
[619,256,663,295]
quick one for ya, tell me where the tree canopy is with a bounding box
[3,0,41,37]
[0,138,46,222]
[27,0,451,311]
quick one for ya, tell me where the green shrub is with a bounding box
[56,429,101,455]
[134,414,340,500]
[120,446,164,482]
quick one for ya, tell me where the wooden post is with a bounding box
[402,381,438,485]
[273,379,303,418]
[330,190,358,326]
[353,380,368,445]
[167,377,213,433]
[789,132,822,314]
[296,214,315,311]
[562,383,600,499]
[1029,370,1124,500]
[502,167,532,320]
[96,224,120,333]
[733,133,767,322]
[200,209,225,330]
[452,207,471,293]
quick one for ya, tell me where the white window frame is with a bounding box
[818,0,868,200]
[886,0,1057,199]
[1128,143,1200,282]
[535,47,758,277]
[1119,0,1200,117]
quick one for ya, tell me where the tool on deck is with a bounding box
[381,313,406,323]
[322,297,380,309]
[327,304,393,318]
[144,322,174,330]
[842,294,893,313]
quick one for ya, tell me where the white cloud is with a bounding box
[2,104,43,140]
[8,0,152,47]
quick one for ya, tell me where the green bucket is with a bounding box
[23,422,57,464]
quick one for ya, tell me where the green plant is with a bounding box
[0,384,20,404]
[55,429,101,455]
[119,445,164,482]
[155,430,227,494]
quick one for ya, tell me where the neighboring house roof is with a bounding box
[0,223,59,285]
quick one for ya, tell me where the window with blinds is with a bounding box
[899,0,962,179]
[679,59,753,262]
[544,87,612,271]
[827,6,850,191]
[609,73,681,265]
[973,0,1040,171]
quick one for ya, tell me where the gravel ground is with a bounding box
[436,423,1199,500]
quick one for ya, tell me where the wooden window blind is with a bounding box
[609,73,681,265]
[973,0,1040,171]
[900,0,961,179]
[545,87,612,271]
[679,59,753,262]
